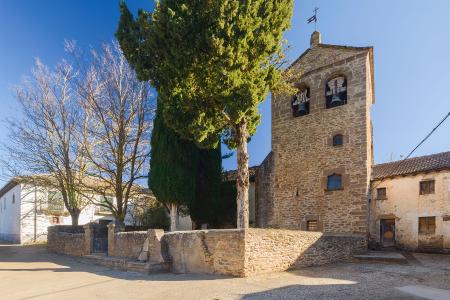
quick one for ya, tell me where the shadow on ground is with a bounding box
[0,243,230,282]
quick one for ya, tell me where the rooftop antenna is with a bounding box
[307,7,319,31]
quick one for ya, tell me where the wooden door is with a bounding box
[380,219,395,247]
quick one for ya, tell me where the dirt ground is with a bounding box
[1,243,450,300]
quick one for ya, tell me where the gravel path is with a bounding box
[1,243,449,299]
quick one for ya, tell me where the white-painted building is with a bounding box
[369,151,450,252]
[0,176,195,244]
[0,178,120,243]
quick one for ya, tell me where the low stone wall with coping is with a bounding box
[108,231,148,259]
[245,228,366,275]
[107,223,165,262]
[162,229,246,276]
[162,228,367,277]
[47,225,86,257]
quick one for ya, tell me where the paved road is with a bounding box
[1,243,450,299]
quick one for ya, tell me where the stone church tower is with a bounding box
[255,31,374,236]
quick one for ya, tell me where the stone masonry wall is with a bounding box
[47,225,85,257]
[270,40,373,235]
[109,231,148,259]
[244,228,366,276]
[162,228,366,277]
[255,152,274,227]
[162,229,246,277]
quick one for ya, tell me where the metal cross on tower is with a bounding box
[307,7,319,31]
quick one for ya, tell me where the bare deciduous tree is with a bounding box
[72,42,154,223]
[3,59,90,225]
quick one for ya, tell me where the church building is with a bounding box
[254,31,374,236]
[231,31,450,252]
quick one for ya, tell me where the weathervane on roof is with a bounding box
[307,7,319,31]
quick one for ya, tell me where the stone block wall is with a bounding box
[162,229,246,276]
[255,152,274,227]
[108,231,148,259]
[244,228,366,276]
[162,228,366,277]
[47,225,85,256]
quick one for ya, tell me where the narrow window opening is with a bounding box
[326,76,347,108]
[306,220,319,231]
[419,217,435,234]
[327,174,343,190]
[332,134,344,146]
[377,188,387,200]
[292,87,310,117]
[420,180,435,195]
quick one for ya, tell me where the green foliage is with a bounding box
[139,202,170,231]
[117,1,292,227]
[117,0,294,147]
[118,3,225,226]
[217,180,238,227]
[190,146,222,227]
[148,101,198,207]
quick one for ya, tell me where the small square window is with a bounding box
[332,134,343,146]
[420,180,435,195]
[307,220,318,231]
[419,217,435,234]
[327,174,342,190]
[376,188,387,200]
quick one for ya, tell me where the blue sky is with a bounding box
[0,0,449,177]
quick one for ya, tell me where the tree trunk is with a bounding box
[236,119,250,229]
[70,209,80,226]
[169,203,179,232]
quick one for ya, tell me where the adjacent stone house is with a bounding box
[370,152,450,252]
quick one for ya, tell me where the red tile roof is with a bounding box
[372,151,450,180]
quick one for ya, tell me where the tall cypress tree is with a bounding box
[149,100,198,231]
[190,147,222,228]
[117,3,222,230]
[117,0,293,229]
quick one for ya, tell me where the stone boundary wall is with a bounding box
[162,228,366,277]
[47,225,86,257]
[108,231,148,259]
[245,228,366,276]
[162,229,246,276]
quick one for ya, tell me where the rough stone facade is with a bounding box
[254,152,274,227]
[370,170,450,252]
[47,225,86,257]
[162,228,366,277]
[257,32,374,235]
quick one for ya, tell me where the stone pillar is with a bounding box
[83,223,95,255]
[107,222,116,256]
[310,30,321,47]
[107,221,124,257]
[147,229,165,263]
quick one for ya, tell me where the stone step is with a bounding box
[353,251,408,264]
[79,254,170,274]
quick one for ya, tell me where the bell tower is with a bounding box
[267,31,374,235]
